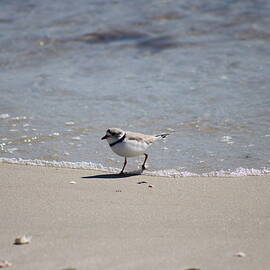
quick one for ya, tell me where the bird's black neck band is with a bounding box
[109,133,126,147]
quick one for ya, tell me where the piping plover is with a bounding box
[101,128,169,174]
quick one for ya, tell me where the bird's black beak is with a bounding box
[101,135,109,140]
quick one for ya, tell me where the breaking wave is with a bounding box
[0,157,269,177]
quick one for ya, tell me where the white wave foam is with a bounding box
[202,167,270,177]
[0,157,269,177]
[0,157,118,173]
[0,113,10,119]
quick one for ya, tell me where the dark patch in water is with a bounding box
[0,19,13,24]
[72,30,148,44]
[69,30,203,53]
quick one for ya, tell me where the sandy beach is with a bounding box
[0,163,270,270]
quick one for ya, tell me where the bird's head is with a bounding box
[101,128,124,144]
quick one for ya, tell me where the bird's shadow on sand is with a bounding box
[82,169,144,179]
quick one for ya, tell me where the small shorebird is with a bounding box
[101,128,169,174]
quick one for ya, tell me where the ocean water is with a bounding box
[1,0,270,176]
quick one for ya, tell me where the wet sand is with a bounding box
[1,163,270,270]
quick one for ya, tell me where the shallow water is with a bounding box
[1,0,270,176]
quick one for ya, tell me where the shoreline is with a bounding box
[1,163,270,270]
[1,157,269,177]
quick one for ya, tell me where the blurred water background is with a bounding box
[1,0,270,175]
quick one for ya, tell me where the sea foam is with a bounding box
[0,157,269,177]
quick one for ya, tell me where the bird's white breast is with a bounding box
[111,140,150,157]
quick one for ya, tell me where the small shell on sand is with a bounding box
[0,259,12,268]
[69,181,77,184]
[234,252,246,258]
[14,235,32,245]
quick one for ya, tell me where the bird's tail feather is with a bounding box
[155,133,170,139]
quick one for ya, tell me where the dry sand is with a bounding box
[0,163,270,270]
